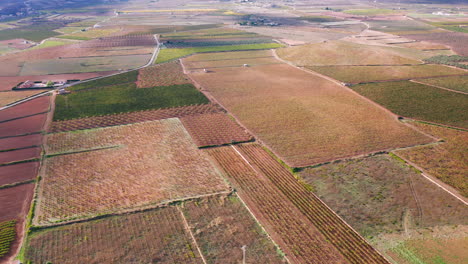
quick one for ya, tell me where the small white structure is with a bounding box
[243,64,249,67]
[203,68,208,73]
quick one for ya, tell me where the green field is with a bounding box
[28,40,70,50]
[296,15,342,23]
[156,43,283,63]
[0,220,16,258]
[307,65,466,83]
[352,81,468,128]
[418,75,468,93]
[68,71,139,91]
[344,9,397,16]
[0,29,60,42]
[54,83,210,120]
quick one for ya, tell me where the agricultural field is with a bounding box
[393,122,468,197]
[57,27,122,40]
[417,75,468,93]
[185,51,431,167]
[0,147,41,165]
[54,83,209,120]
[0,91,46,107]
[0,220,16,259]
[343,9,399,16]
[35,119,229,225]
[0,114,48,138]
[0,134,42,152]
[367,19,441,35]
[137,61,190,88]
[402,32,468,56]
[66,70,138,91]
[307,64,467,84]
[276,40,421,66]
[180,113,253,147]
[0,96,50,120]
[50,103,223,133]
[25,207,203,263]
[351,81,468,128]
[0,162,39,187]
[298,154,468,239]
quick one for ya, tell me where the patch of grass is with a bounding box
[28,40,69,50]
[352,81,468,128]
[424,55,468,69]
[54,83,210,120]
[68,70,139,91]
[296,15,342,23]
[0,29,60,42]
[56,35,91,40]
[0,220,16,258]
[156,43,283,63]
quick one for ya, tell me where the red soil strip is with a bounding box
[0,162,39,187]
[0,72,117,91]
[0,96,50,121]
[49,104,224,133]
[0,147,41,165]
[0,113,47,137]
[0,134,42,151]
[180,113,253,147]
[0,183,35,222]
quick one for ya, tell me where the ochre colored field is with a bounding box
[0,162,39,187]
[180,113,253,147]
[394,122,468,197]
[276,40,420,66]
[185,51,431,167]
[307,64,467,84]
[137,61,190,88]
[36,119,228,225]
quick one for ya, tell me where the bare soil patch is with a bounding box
[0,147,40,165]
[0,134,42,151]
[0,162,39,187]
[0,114,47,138]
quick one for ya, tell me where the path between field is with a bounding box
[410,79,468,95]
[177,206,208,264]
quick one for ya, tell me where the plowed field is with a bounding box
[0,162,39,187]
[0,134,42,151]
[0,114,47,138]
[0,147,40,165]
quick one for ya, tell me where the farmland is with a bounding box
[0,220,16,259]
[0,91,46,107]
[351,81,468,128]
[394,122,468,197]
[417,75,468,93]
[137,61,190,88]
[54,83,210,120]
[36,119,229,225]
[180,113,253,147]
[0,162,39,187]
[307,65,467,84]
[0,114,48,137]
[0,134,42,151]
[403,32,468,56]
[0,147,40,165]
[186,51,431,167]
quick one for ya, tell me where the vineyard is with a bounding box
[0,220,16,259]
[180,113,253,147]
[417,75,468,93]
[79,34,157,48]
[205,146,350,264]
[50,103,223,133]
[136,61,190,88]
[36,119,229,225]
[402,32,468,56]
[0,162,39,187]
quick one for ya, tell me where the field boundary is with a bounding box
[177,206,208,264]
[410,79,468,95]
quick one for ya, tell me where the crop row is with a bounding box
[80,34,156,48]
[206,147,347,264]
[0,220,16,258]
[50,103,224,133]
[235,144,389,264]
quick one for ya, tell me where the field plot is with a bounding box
[25,207,203,264]
[184,57,280,70]
[19,54,151,75]
[0,114,47,138]
[0,134,42,152]
[80,34,156,48]
[185,51,431,167]
[0,162,39,187]
[403,32,468,56]
[0,147,40,165]
[58,27,122,40]
[180,113,253,147]
[307,65,467,84]
[50,104,223,133]
[0,183,34,222]
[367,19,440,35]
[0,91,46,107]
[0,96,50,121]
[276,40,420,66]
[205,146,350,264]
[417,75,468,93]
[0,220,16,259]
[352,81,468,128]
[36,119,228,225]
[394,122,468,197]
[54,83,209,120]
[299,154,467,239]
[137,61,190,88]
[182,194,284,263]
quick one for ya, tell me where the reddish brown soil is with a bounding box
[0,113,47,137]
[205,146,350,264]
[0,96,50,121]
[0,134,42,151]
[0,147,41,165]
[0,72,116,91]
[402,32,468,56]
[0,162,39,186]
[180,113,253,147]
[0,183,35,222]
[49,103,223,133]
[80,34,156,48]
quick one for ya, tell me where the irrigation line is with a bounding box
[177,206,208,264]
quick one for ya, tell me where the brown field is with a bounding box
[0,162,39,187]
[205,146,350,264]
[276,40,420,66]
[25,207,203,264]
[184,57,280,71]
[182,194,285,263]
[0,91,46,107]
[394,122,468,197]
[183,50,273,62]
[0,134,42,151]
[0,183,34,222]
[49,104,223,133]
[180,113,253,147]
[79,34,156,48]
[299,154,468,239]
[136,61,190,88]
[402,32,468,56]
[185,51,432,167]
[0,114,47,138]
[0,147,41,165]
[36,119,228,225]
[0,96,50,121]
